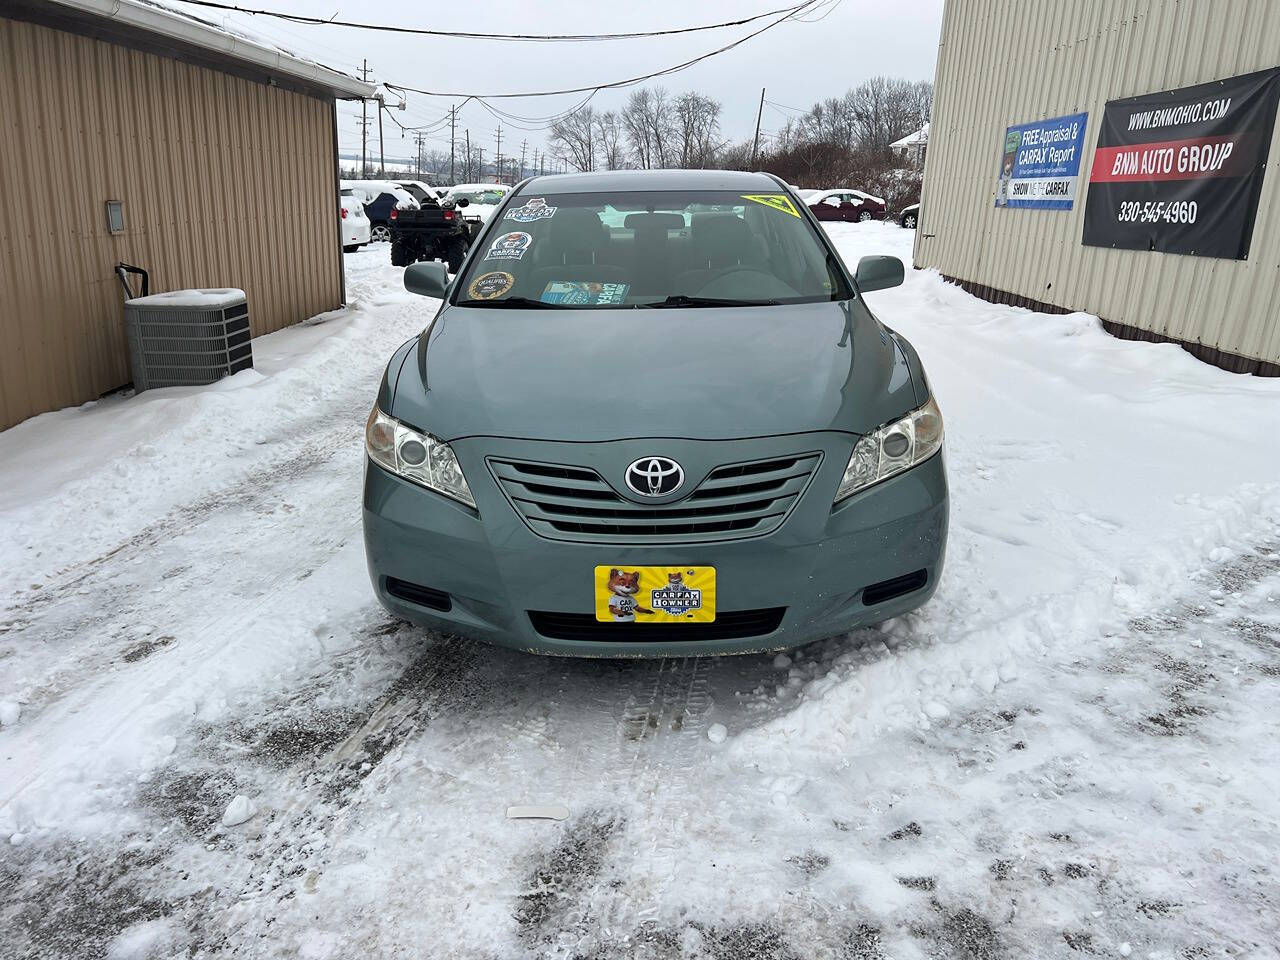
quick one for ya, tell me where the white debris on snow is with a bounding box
[221,794,257,827]
[706,723,728,744]
[0,701,20,727]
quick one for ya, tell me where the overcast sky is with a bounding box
[168,0,944,173]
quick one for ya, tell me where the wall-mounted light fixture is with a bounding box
[105,200,125,235]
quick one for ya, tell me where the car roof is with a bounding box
[514,169,784,195]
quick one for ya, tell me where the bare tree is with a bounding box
[795,78,933,157]
[548,107,597,172]
[621,90,654,169]
[594,111,625,170]
[421,149,450,176]
[673,92,722,168]
[622,87,677,168]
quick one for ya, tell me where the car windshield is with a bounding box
[451,189,506,205]
[455,190,849,308]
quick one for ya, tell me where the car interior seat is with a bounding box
[526,209,626,296]
[624,212,685,296]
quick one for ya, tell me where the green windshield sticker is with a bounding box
[540,281,630,305]
[741,193,801,218]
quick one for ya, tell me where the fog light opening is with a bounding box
[861,569,928,606]
[385,577,452,612]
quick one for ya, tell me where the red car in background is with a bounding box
[800,188,888,222]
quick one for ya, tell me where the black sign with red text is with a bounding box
[1082,68,1280,259]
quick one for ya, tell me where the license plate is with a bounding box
[594,566,716,624]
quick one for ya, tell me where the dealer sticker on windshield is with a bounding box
[741,193,801,217]
[541,281,630,305]
[505,197,557,222]
[486,231,532,261]
[594,566,716,624]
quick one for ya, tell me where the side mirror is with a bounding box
[454,196,470,208]
[854,255,904,293]
[404,260,450,298]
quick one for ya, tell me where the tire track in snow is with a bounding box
[3,414,363,691]
[514,655,725,953]
[186,632,509,957]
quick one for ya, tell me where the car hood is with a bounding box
[390,299,920,443]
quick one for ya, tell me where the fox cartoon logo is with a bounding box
[606,569,652,622]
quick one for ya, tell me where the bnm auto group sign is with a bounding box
[1082,68,1280,260]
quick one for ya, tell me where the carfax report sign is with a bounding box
[995,112,1088,210]
[1082,68,1280,260]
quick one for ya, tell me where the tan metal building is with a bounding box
[916,0,1280,375]
[0,0,373,429]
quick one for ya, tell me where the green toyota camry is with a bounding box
[362,169,947,657]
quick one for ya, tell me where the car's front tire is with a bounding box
[343,244,359,253]
[858,211,874,222]
[902,213,918,229]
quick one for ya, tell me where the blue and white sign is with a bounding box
[995,111,1088,210]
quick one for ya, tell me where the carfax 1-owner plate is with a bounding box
[594,566,716,624]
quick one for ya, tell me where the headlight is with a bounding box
[365,405,475,508]
[835,396,943,502]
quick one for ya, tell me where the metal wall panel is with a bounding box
[916,0,1280,369]
[0,16,344,429]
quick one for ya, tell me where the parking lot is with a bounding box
[2,223,1279,959]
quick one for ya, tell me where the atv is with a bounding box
[389,197,472,272]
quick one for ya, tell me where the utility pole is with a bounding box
[414,132,426,179]
[495,125,503,184]
[359,59,372,176]
[377,96,386,177]
[519,139,527,181]
[751,87,766,168]
[478,147,484,181]
[465,129,471,181]
[449,105,456,183]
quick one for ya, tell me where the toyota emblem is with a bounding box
[625,456,684,498]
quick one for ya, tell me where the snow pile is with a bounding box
[125,288,245,308]
[340,180,419,210]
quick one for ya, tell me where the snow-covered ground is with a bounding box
[3,227,1279,960]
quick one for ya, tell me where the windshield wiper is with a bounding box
[455,296,559,309]
[641,295,781,308]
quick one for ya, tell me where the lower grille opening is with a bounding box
[386,577,452,612]
[529,608,785,643]
[861,569,928,606]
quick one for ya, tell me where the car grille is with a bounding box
[489,453,821,543]
[529,608,785,643]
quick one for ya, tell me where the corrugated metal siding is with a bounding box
[0,16,344,430]
[916,0,1280,368]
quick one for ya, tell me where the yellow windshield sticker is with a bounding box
[741,193,801,218]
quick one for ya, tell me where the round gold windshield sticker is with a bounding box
[468,271,515,300]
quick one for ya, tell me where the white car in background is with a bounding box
[442,182,509,230]
[339,187,371,252]
[340,180,421,242]
[396,180,444,206]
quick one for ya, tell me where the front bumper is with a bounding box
[362,433,948,658]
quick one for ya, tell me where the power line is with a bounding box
[765,98,809,114]
[382,0,825,100]
[170,0,812,42]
